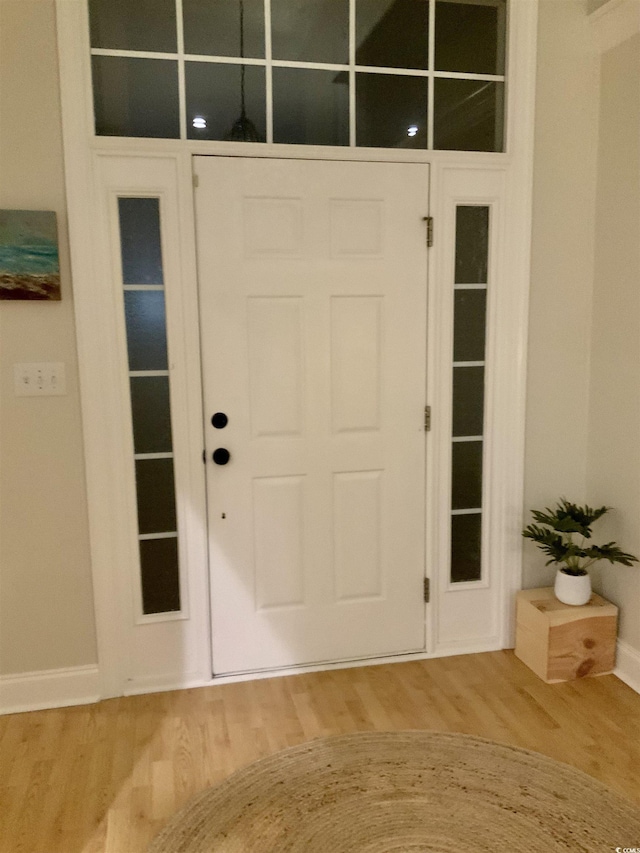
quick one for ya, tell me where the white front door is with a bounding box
[194,157,430,675]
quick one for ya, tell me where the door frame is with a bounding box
[55,0,538,699]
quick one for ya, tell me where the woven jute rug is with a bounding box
[149,731,640,852]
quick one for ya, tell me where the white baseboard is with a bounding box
[0,664,101,715]
[614,639,640,695]
[123,671,209,697]
[0,642,508,712]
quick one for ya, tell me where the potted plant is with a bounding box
[522,498,638,605]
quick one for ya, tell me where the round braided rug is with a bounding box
[149,731,640,853]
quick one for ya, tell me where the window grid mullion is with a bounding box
[139,531,179,541]
[349,0,356,147]
[89,51,506,83]
[265,0,273,143]
[175,0,186,140]
[427,0,436,150]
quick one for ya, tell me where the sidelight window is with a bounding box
[450,205,489,583]
[117,197,182,615]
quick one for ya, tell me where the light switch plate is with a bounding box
[14,363,67,396]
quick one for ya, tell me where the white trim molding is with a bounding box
[589,0,640,54]
[55,0,539,698]
[615,639,640,695]
[0,665,101,716]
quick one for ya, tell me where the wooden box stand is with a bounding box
[515,587,618,683]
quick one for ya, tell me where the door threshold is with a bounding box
[120,640,503,698]
[210,640,502,687]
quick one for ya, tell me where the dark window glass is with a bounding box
[453,289,487,362]
[130,377,173,454]
[451,441,483,510]
[356,73,428,148]
[435,0,505,76]
[455,206,490,284]
[118,197,181,615]
[183,0,265,58]
[452,366,484,437]
[356,0,429,70]
[451,513,482,582]
[271,0,349,64]
[92,56,180,139]
[118,198,164,285]
[123,291,169,372]
[273,68,349,146]
[89,0,177,53]
[186,62,266,141]
[135,459,177,535]
[434,79,504,152]
[140,537,181,614]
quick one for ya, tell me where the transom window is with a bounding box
[89,0,506,151]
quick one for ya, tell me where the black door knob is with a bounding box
[211,412,228,429]
[212,448,231,465]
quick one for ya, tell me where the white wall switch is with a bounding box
[14,363,67,396]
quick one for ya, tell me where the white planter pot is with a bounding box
[554,569,592,606]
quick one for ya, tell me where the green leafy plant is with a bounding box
[522,498,638,576]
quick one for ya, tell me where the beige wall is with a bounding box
[523,0,599,588]
[1,0,634,678]
[0,0,97,674]
[586,34,640,650]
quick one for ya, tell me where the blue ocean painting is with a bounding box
[0,210,61,300]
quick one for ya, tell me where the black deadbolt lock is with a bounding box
[212,448,231,465]
[211,412,228,429]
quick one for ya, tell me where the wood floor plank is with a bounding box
[1,650,640,853]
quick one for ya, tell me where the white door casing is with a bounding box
[55,0,537,701]
[194,157,430,675]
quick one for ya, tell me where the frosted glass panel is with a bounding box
[139,538,181,614]
[183,0,265,58]
[356,0,429,70]
[118,198,164,285]
[135,459,177,535]
[273,68,349,146]
[130,377,173,454]
[451,513,482,582]
[186,62,266,141]
[89,0,177,52]
[454,289,487,362]
[452,367,484,437]
[356,74,428,149]
[271,0,349,64]
[435,0,505,75]
[455,206,490,284]
[92,56,180,139]
[434,79,504,152]
[451,441,483,510]
[123,291,168,371]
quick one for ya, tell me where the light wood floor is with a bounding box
[1,651,640,853]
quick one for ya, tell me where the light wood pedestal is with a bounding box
[515,587,618,683]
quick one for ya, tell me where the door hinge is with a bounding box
[424,405,431,432]
[193,173,199,189]
[423,577,431,603]
[423,216,434,248]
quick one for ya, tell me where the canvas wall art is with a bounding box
[0,210,61,301]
